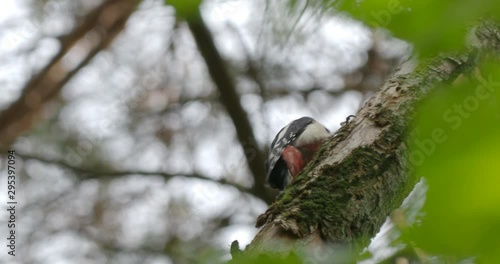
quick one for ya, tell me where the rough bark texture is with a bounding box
[246,19,500,254]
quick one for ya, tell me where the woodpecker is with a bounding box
[266,117,330,190]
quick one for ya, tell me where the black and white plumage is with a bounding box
[266,117,330,190]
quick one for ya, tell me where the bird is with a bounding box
[266,117,330,190]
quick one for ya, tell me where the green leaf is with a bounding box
[165,0,202,20]
[409,60,500,261]
[335,0,500,57]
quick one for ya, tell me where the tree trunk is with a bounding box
[246,20,500,255]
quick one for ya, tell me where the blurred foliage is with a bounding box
[229,252,303,264]
[229,245,360,264]
[165,0,202,19]
[409,60,500,262]
[335,0,500,57]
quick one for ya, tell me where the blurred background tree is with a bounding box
[0,0,498,263]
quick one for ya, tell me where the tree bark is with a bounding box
[246,20,500,255]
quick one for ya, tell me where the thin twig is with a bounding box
[16,152,252,194]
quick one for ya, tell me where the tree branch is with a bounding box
[246,19,500,255]
[185,12,275,204]
[247,49,486,255]
[0,0,140,152]
[16,152,253,194]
